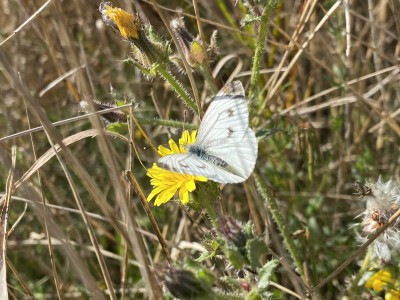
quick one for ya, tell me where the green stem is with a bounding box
[154,64,198,114]
[249,1,277,118]
[200,64,218,95]
[198,182,221,228]
[254,173,304,279]
[348,248,371,298]
[136,117,197,130]
[216,0,241,40]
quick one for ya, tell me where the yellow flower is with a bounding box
[365,269,400,300]
[365,269,392,292]
[100,3,139,39]
[386,290,400,300]
[147,130,207,206]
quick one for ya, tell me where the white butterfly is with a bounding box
[158,81,258,183]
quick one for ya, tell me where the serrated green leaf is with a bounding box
[246,238,268,268]
[244,221,254,237]
[226,248,246,269]
[211,239,220,250]
[257,260,279,290]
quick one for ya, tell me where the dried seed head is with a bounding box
[357,178,400,262]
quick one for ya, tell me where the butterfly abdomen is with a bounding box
[188,145,228,168]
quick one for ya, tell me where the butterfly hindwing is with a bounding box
[203,128,257,181]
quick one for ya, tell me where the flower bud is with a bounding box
[162,267,211,299]
[170,18,205,67]
[80,100,126,123]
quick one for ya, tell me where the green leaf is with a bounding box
[257,260,279,290]
[106,122,129,135]
[226,247,246,269]
[245,287,262,300]
[241,14,262,26]
[196,269,216,286]
[195,250,216,262]
[246,238,268,268]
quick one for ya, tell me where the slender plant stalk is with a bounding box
[249,1,277,118]
[216,0,241,40]
[254,173,305,279]
[136,117,197,130]
[154,64,198,114]
[125,171,172,264]
[128,111,158,154]
[201,64,218,95]
[347,248,371,297]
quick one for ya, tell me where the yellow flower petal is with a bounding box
[373,279,385,292]
[185,179,196,192]
[103,5,139,39]
[146,130,207,206]
[179,187,189,204]
[366,269,394,292]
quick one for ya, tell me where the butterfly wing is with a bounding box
[158,153,245,183]
[193,81,258,182]
[195,81,249,146]
[158,81,258,184]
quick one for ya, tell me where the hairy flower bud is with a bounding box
[162,267,211,299]
[170,18,205,67]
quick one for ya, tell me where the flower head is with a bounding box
[356,178,400,262]
[100,2,170,71]
[218,217,248,251]
[170,17,218,70]
[100,2,140,39]
[364,268,400,299]
[80,100,127,123]
[147,130,207,206]
[365,269,393,292]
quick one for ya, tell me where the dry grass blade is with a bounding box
[0,0,52,47]
[0,146,16,300]
[0,129,127,206]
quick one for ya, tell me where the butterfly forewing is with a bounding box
[195,92,249,147]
